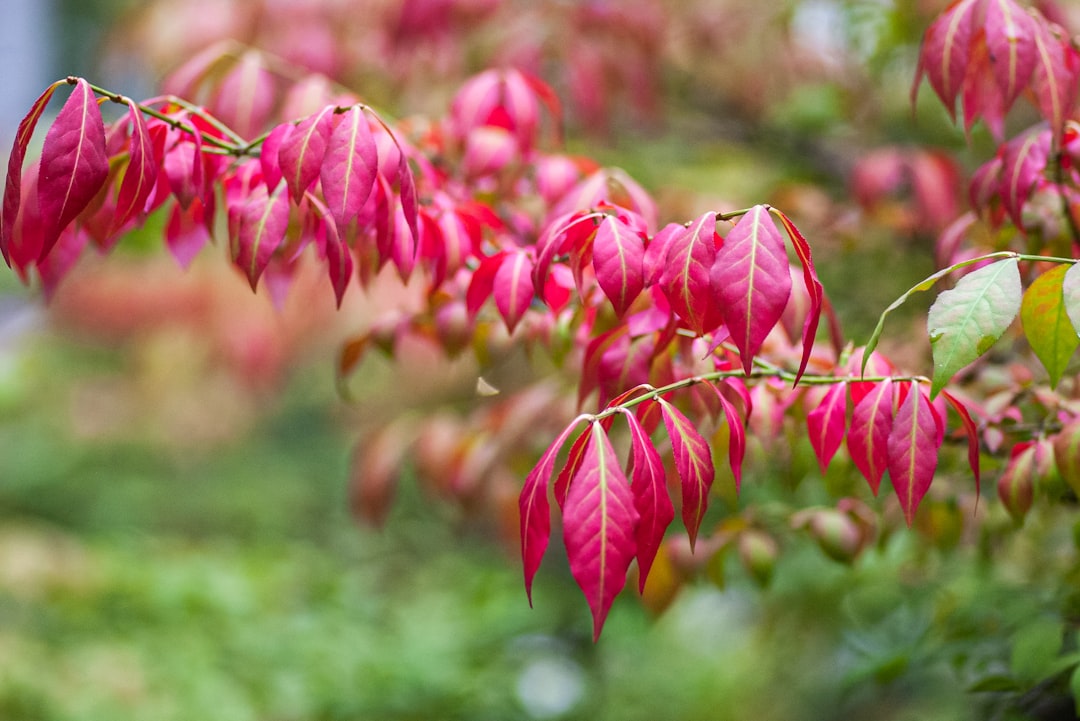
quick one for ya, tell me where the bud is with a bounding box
[807,509,865,564]
[1052,421,1080,499]
[998,445,1036,523]
[737,530,778,588]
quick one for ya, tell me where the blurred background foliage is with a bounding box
[2,0,1080,719]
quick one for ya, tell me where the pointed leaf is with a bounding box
[887,383,942,526]
[260,122,293,192]
[807,383,848,475]
[520,416,589,604]
[1022,264,1079,388]
[927,257,1021,396]
[37,78,109,260]
[772,208,824,384]
[917,0,979,117]
[711,205,792,374]
[493,250,535,333]
[466,252,505,317]
[712,380,747,492]
[563,421,638,640]
[592,214,646,316]
[232,184,291,290]
[941,390,982,496]
[554,425,593,511]
[619,406,674,593]
[659,398,715,548]
[397,149,420,247]
[985,0,1038,109]
[111,99,159,235]
[2,80,64,266]
[321,106,378,231]
[847,379,894,494]
[659,212,722,334]
[278,104,334,203]
[1000,127,1050,227]
[1031,20,1080,142]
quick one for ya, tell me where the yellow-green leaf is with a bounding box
[1021,264,1079,388]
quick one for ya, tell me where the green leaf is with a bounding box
[1010,617,1063,683]
[1070,664,1080,715]
[1022,264,1079,388]
[927,258,1021,396]
[1061,262,1080,337]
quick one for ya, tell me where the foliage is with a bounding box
[5,0,1080,702]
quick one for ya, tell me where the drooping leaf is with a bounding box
[466,251,505,317]
[771,208,824,384]
[231,183,291,290]
[492,250,535,333]
[806,383,847,475]
[619,406,674,593]
[397,149,420,247]
[941,390,982,496]
[111,99,159,235]
[999,127,1050,227]
[321,106,378,231]
[554,424,593,511]
[592,214,646,316]
[659,212,722,335]
[927,257,1021,396]
[259,122,293,192]
[1061,262,1080,337]
[915,0,979,118]
[985,0,1039,109]
[1021,264,1078,388]
[520,416,589,604]
[278,104,334,203]
[713,380,747,492]
[887,383,942,526]
[37,78,110,260]
[1030,20,1080,143]
[711,205,792,375]
[165,196,212,269]
[847,379,894,494]
[212,50,275,139]
[2,81,64,267]
[659,398,715,548]
[563,421,639,640]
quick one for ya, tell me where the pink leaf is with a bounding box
[711,380,747,492]
[916,0,979,117]
[659,398,715,548]
[554,425,593,511]
[321,106,378,231]
[659,211,722,335]
[1000,127,1051,227]
[111,99,159,235]
[887,383,942,525]
[37,78,109,261]
[260,122,293,192]
[711,205,792,374]
[520,416,590,604]
[231,184,291,290]
[466,252,505,318]
[493,250,535,333]
[806,383,847,475]
[592,214,646,316]
[309,195,352,307]
[847,379,894,495]
[771,208,824,384]
[941,390,982,496]
[165,196,212,269]
[397,149,420,247]
[985,0,1038,109]
[2,80,63,267]
[1031,19,1080,142]
[278,104,334,204]
[563,421,639,641]
[212,50,275,139]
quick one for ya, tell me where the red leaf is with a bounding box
[321,106,378,231]
[659,398,714,548]
[1000,127,1051,227]
[985,0,1038,109]
[771,208,824,385]
[847,379,894,495]
[592,214,646,316]
[466,251,505,317]
[111,99,159,235]
[397,149,420,247]
[37,78,109,261]
[278,104,334,203]
[659,211,722,335]
[309,195,352,307]
[492,250,535,333]
[231,183,291,290]
[1031,19,1080,142]
[916,0,979,118]
[2,80,63,267]
[712,380,747,493]
[165,196,212,269]
[520,416,590,604]
[711,205,792,374]
[260,122,293,192]
[887,383,942,526]
[941,390,982,496]
[554,425,593,511]
[563,421,639,640]
[806,383,847,475]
